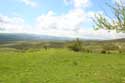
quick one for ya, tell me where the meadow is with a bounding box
[0,40,125,83]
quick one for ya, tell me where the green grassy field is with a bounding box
[0,48,125,83]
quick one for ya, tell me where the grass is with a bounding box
[0,48,125,83]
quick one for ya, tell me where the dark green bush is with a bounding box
[101,50,106,54]
[67,38,83,52]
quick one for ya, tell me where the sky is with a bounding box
[0,0,125,39]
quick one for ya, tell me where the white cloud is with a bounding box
[35,11,83,37]
[77,29,125,39]
[64,0,91,8]
[36,9,86,32]
[21,0,38,8]
[0,14,32,33]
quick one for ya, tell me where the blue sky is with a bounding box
[0,0,109,21]
[0,0,125,39]
[0,0,71,23]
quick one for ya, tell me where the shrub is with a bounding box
[101,50,106,54]
[67,38,83,52]
[119,50,122,54]
[73,61,78,66]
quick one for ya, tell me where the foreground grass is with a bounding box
[0,49,125,83]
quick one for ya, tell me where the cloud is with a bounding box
[64,0,91,8]
[21,0,38,8]
[77,29,125,39]
[35,9,85,37]
[36,9,87,32]
[0,14,32,33]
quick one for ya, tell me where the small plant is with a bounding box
[73,61,78,66]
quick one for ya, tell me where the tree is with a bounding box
[67,38,83,52]
[93,1,125,32]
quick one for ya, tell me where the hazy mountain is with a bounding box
[0,33,71,41]
[0,33,125,42]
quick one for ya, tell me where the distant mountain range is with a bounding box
[0,33,71,41]
[0,33,125,42]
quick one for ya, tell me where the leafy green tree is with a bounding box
[93,1,125,32]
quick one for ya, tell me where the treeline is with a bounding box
[0,39,125,54]
[67,39,125,54]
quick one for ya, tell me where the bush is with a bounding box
[43,44,49,50]
[119,50,122,54]
[67,38,83,52]
[101,50,106,54]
